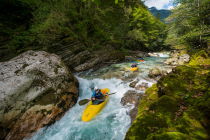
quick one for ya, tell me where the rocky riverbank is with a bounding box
[125,49,210,139]
[54,47,149,72]
[0,51,79,140]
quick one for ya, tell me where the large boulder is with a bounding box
[148,67,167,79]
[0,51,79,140]
[121,90,142,122]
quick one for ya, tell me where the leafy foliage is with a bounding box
[0,0,166,61]
[165,0,210,49]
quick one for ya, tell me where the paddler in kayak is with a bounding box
[91,87,108,105]
[131,63,137,68]
[137,57,144,62]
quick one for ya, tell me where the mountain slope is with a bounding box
[149,7,171,22]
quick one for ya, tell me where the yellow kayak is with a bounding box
[81,88,110,122]
[130,67,138,72]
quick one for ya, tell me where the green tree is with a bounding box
[165,0,210,49]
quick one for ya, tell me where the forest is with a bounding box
[0,0,209,140]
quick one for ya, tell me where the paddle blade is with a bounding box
[79,99,90,106]
[108,92,116,95]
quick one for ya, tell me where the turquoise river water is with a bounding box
[29,52,171,140]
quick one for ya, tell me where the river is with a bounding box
[29,52,171,140]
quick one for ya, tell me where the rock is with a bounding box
[135,51,149,57]
[73,49,125,72]
[51,43,124,72]
[148,52,159,57]
[74,57,101,72]
[0,51,79,140]
[148,67,169,80]
[129,80,139,88]
[125,51,148,62]
[164,51,190,66]
[66,50,92,67]
[135,82,149,91]
[177,54,190,65]
[121,90,142,122]
[164,57,178,65]
[101,71,124,80]
[148,67,162,78]
[122,72,140,82]
[125,56,136,62]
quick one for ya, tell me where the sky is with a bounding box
[144,0,174,10]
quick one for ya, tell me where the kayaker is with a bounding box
[91,87,107,104]
[91,87,104,100]
[138,57,144,61]
[131,63,137,68]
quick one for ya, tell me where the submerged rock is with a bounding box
[135,82,149,91]
[121,90,142,122]
[148,67,167,79]
[129,80,139,88]
[0,51,79,140]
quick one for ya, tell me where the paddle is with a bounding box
[78,92,116,106]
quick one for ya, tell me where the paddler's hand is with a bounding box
[92,98,96,100]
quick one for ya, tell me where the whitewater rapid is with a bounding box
[30,52,171,140]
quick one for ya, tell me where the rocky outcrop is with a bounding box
[121,90,142,122]
[74,57,101,72]
[135,82,149,91]
[125,51,148,62]
[164,51,190,65]
[148,67,168,79]
[52,44,125,72]
[0,51,79,140]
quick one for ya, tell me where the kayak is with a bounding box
[136,60,144,62]
[130,67,138,72]
[81,88,110,122]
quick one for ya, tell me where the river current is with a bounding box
[30,52,171,140]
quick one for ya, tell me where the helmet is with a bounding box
[94,86,99,90]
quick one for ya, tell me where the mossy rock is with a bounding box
[147,132,188,140]
[149,95,178,114]
[175,112,208,140]
[126,113,169,140]
[126,61,210,140]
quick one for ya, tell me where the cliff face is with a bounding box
[125,50,210,140]
[0,51,79,140]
